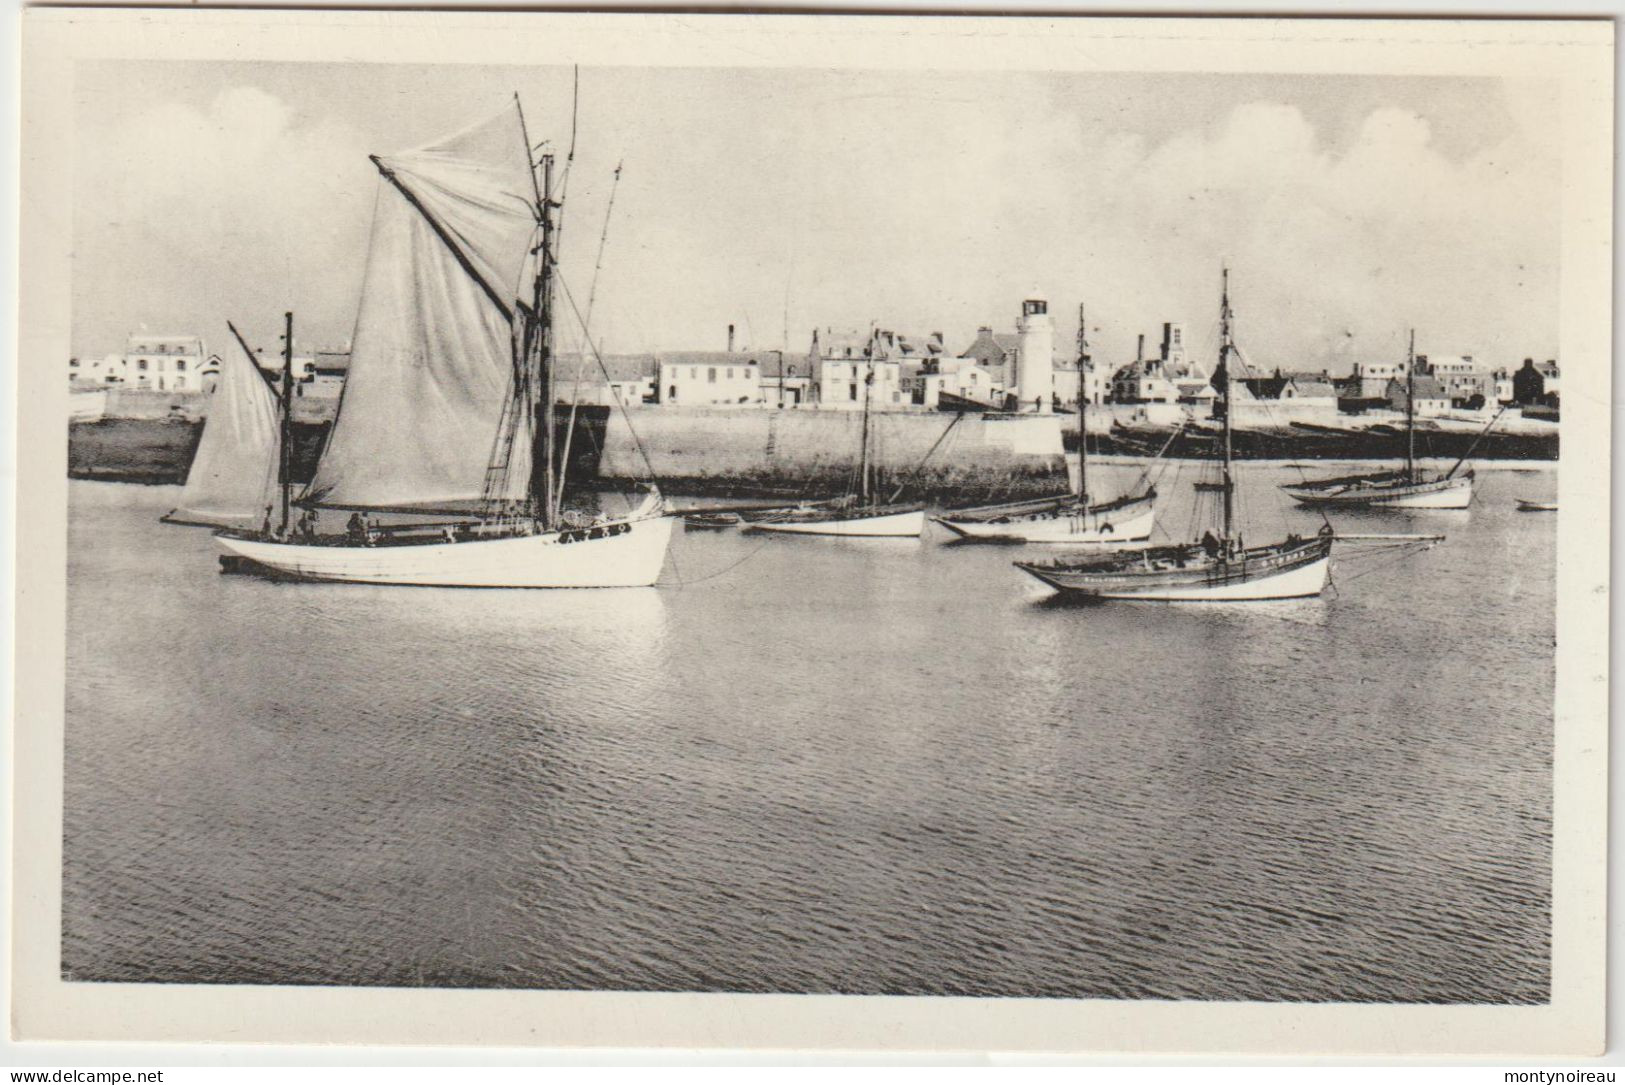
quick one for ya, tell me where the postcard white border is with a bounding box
[11,10,1611,1055]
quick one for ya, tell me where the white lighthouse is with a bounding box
[1016,293,1054,413]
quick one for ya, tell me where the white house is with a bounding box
[659,352,765,406]
[1387,375,1451,416]
[124,334,212,392]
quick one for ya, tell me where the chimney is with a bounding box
[1136,333,1145,361]
[727,324,735,352]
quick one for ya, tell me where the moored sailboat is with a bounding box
[1016,269,1334,602]
[1281,330,1486,510]
[161,320,284,529]
[741,346,925,538]
[933,304,1158,545]
[215,96,674,587]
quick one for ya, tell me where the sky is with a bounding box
[72,62,1561,376]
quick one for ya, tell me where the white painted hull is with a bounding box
[215,515,675,588]
[1284,474,1472,510]
[1089,554,1330,602]
[935,503,1156,544]
[1018,536,1333,603]
[741,508,925,538]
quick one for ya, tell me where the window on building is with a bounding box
[668,385,677,400]
[175,376,187,389]
[707,368,716,383]
[726,368,733,380]
[137,359,148,371]
[849,384,858,401]
[176,359,186,371]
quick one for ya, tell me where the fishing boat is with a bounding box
[162,320,282,529]
[1016,269,1334,602]
[1515,498,1557,512]
[741,347,926,538]
[1281,330,1489,510]
[933,307,1158,545]
[215,97,674,588]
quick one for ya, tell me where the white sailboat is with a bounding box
[215,97,674,588]
[741,347,925,538]
[934,306,1158,544]
[1281,330,1485,510]
[1017,269,1335,602]
[162,321,283,529]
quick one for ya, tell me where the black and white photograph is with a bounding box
[11,10,1611,1057]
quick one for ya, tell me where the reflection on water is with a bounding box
[63,466,1554,1002]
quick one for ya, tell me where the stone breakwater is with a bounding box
[594,407,1069,502]
[68,403,1557,499]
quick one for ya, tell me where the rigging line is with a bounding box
[887,412,964,504]
[551,268,662,488]
[554,161,626,524]
[553,69,582,256]
[226,320,280,395]
[1445,406,1508,479]
[667,533,780,589]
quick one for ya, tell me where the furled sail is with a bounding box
[166,345,280,527]
[304,103,538,510]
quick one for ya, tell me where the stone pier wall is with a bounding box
[598,407,1068,496]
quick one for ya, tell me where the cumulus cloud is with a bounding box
[75,84,374,356]
[72,71,1560,375]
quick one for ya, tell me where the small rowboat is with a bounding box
[1515,498,1557,512]
[682,511,743,529]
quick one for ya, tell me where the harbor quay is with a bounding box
[67,295,1561,498]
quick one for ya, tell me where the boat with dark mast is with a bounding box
[934,304,1158,544]
[741,343,926,538]
[1016,269,1334,602]
[162,318,285,529]
[1281,330,1488,510]
[215,97,673,587]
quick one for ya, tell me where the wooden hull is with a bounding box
[740,505,925,538]
[1283,472,1472,510]
[1017,536,1332,602]
[1515,499,1557,512]
[214,514,675,588]
[934,497,1156,544]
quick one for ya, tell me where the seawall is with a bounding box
[596,407,1068,500]
[67,404,1559,493]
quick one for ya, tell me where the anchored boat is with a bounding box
[161,320,283,529]
[1282,330,1495,511]
[935,305,1160,545]
[1017,268,1334,602]
[742,343,927,538]
[215,95,674,588]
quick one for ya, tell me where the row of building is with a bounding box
[70,300,1562,419]
[69,336,351,397]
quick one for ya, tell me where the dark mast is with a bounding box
[1219,267,1235,550]
[1075,303,1089,505]
[278,311,294,535]
[515,91,558,531]
[1405,328,1417,484]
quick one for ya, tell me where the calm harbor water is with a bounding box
[63,462,1554,1002]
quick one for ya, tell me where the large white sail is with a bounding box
[167,346,280,527]
[304,103,538,510]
